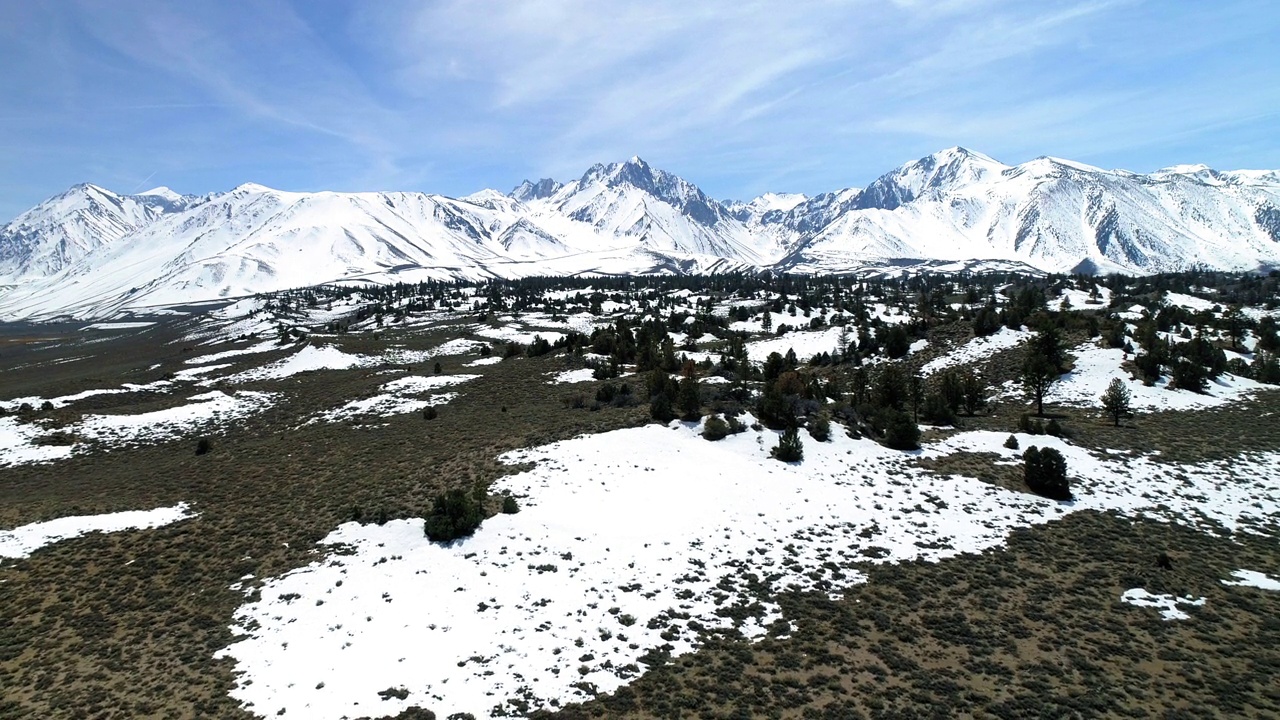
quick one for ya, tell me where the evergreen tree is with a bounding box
[972,305,1001,337]
[881,409,920,450]
[939,370,964,413]
[649,391,676,423]
[1253,351,1280,384]
[677,374,701,420]
[1171,358,1209,393]
[771,426,804,462]
[702,415,730,441]
[884,325,911,359]
[1023,446,1070,500]
[959,369,987,416]
[808,415,831,442]
[1021,352,1059,417]
[1100,377,1132,426]
[424,488,485,542]
[873,364,910,411]
[1021,328,1065,416]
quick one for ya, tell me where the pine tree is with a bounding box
[1023,446,1070,500]
[881,409,920,451]
[1021,329,1064,416]
[771,426,804,462]
[884,325,911,359]
[960,369,987,416]
[939,370,964,413]
[677,374,701,420]
[1021,353,1058,417]
[1100,377,1132,426]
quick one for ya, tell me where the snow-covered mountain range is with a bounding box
[3,148,1279,320]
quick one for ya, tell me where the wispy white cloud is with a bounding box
[0,0,1276,220]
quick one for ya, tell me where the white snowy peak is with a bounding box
[3,148,1280,321]
[0,183,200,279]
[563,156,729,228]
[854,146,1009,211]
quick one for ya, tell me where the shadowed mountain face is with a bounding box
[3,148,1279,319]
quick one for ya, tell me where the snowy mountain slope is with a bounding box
[725,192,808,225]
[0,169,766,319]
[2,148,1279,320]
[0,183,201,280]
[524,157,787,265]
[777,148,1280,274]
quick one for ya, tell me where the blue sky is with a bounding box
[1,0,1277,220]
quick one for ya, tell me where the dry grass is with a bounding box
[2,316,1278,719]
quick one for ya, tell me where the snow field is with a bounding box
[746,326,848,363]
[1119,589,1205,621]
[1221,570,1280,591]
[184,340,285,365]
[75,390,277,446]
[0,390,277,466]
[1,503,193,560]
[470,323,567,347]
[920,327,1028,375]
[545,368,596,384]
[309,375,480,424]
[222,345,373,382]
[219,420,1280,720]
[1035,344,1265,411]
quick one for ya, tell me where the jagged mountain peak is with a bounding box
[510,178,563,202]
[855,147,1009,211]
[3,147,1280,321]
[570,157,726,228]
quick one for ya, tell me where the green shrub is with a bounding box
[1023,446,1071,500]
[808,415,831,442]
[424,488,485,542]
[649,392,675,423]
[881,409,920,451]
[501,495,519,514]
[1003,434,1019,450]
[771,427,804,462]
[702,415,730,441]
[195,437,212,456]
[1018,414,1044,435]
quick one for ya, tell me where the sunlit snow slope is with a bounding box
[3,149,1278,320]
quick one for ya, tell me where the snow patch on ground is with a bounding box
[920,327,1028,375]
[1120,589,1205,620]
[471,324,566,346]
[464,356,504,367]
[218,420,1280,720]
[0,418,74,466]
[81,321,156,330]
[76,391,277,446]
[1163,292,1218,313]
[1221,569,1280,591]
[310,375,478,423]
[185,340,286,365]
[545,368,596,384]
[746,326,847,363]
[0,391,276,466]
[225,345,372,382]
[1041,344,1266,411]
[1,503,193,560]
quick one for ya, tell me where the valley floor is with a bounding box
[1,274,1278,719]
